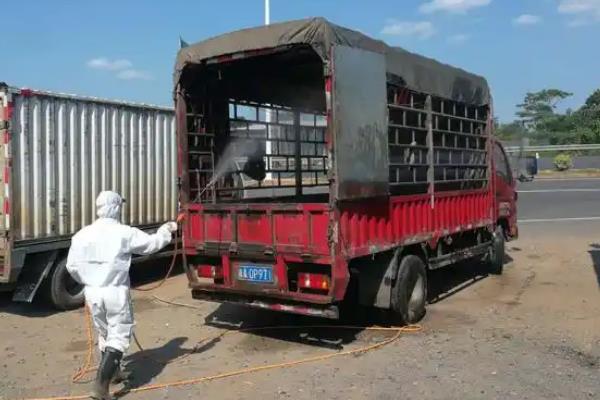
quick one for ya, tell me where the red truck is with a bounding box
[175,18,517,323]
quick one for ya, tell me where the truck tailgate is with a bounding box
[186,203,330,257]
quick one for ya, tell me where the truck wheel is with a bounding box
[489,226,505,275]
[391,255,427,324]
[47,257,84,310]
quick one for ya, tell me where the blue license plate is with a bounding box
[238,265,274,283]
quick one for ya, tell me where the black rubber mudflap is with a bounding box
[12,251,57,302]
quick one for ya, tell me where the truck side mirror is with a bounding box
[525,156,538,176]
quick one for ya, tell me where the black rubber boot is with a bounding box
[91,347,122,400]
[100,351,131,384]
[112,365,131,385]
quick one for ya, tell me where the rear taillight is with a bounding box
[298,273,330,291]
[196,264,223,279]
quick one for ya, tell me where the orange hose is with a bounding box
[25,312,421,400]
[70,306,96,383]
[131,229,179,292]
[18,223,423,400]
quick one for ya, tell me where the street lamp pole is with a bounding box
[265,0,270,25]
[264,0,273,181]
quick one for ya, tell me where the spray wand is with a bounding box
[194,174,220,203]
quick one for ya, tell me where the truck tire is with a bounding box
[47,256,85,310]
[391,255,427,324]
[489,226,505,275]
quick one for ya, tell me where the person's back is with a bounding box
[68,217,173,288]
[69,219,136,288]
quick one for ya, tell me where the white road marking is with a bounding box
[518,189,600,193]
[518,217,600,223]
[533,177,600,181]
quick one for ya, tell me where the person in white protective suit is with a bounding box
[66,191,177,400]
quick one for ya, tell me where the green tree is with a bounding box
[539,113,578,133]
[583,89,600,108]
[516,89,573,130]
[496,121,526,141]
[509,88,600,145]
[576,89,600,132]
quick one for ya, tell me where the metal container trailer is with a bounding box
[176,18,518,322]
[0,84,177,308]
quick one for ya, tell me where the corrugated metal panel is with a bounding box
[9,89,177,241]
[0,87,11,281]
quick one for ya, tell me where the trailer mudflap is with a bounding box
[12,250,57,302]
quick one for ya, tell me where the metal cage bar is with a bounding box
[186,100,329,202]
[387,86,489,192]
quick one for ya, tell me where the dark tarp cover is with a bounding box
[175,17,490,105]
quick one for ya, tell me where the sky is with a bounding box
[1,0,600,121]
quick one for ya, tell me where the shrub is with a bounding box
[553,153,573,171]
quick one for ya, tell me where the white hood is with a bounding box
[96,191,123,220]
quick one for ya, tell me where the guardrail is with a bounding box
[504,144,600,153]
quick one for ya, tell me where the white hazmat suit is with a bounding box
[66,191,176,353]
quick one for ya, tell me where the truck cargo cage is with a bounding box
[387,86,489,195]
[186,101,328,203]
[181,45,329,204]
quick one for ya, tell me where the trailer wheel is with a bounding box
[489,226,505,275]
[391,255,427,324]
[47,256,85,310]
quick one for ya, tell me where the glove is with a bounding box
[161,221,178,233]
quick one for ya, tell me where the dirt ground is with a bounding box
[1,224,599,400]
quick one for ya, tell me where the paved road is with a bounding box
[518,178,600,222]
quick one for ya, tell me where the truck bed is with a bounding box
[186,189,491,261]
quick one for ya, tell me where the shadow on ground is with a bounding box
[118,337,199,395]
[587,244,600,288]
[427,253,512,304]
[120,302,368,393]
[0,255,183,318]
[0,291,63,318]
[204,304,365,351]
[198,251,517,350]
[428,260,488,304]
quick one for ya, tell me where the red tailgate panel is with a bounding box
[237,211,271,244]
[186,204,330,257]
[274,212,307,248]
[205,212,233,243]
